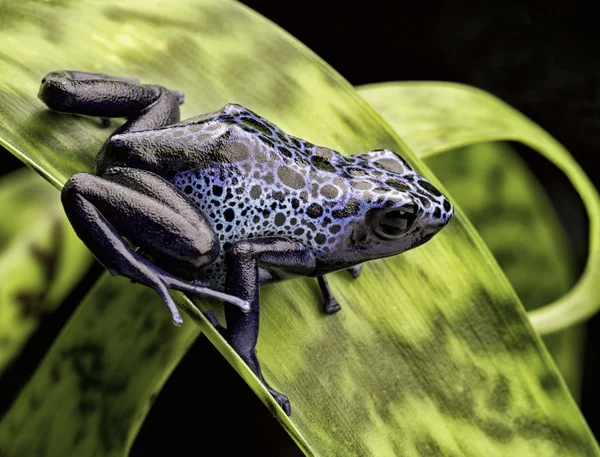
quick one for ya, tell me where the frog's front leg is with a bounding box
[224,237,317,416]
[62,167,249,325]
[317,275,341,314]
[316,265,363,314]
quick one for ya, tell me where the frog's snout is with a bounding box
[410,193,453,241]
[429,195,454,232]
[445,197,455,223]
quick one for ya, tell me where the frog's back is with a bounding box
[168,106,347,252]
[197,103,319,164]
[156,103,447,288]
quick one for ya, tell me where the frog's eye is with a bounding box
[371,205,417,239]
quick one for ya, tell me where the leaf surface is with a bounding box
[0,167,92,372]
[412,141,581,395]
[359,81,600,335]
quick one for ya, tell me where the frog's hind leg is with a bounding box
[61,167,250,325]
[38,70,183,135]
[224,237,316,416]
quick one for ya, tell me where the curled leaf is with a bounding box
[359,81,600,335]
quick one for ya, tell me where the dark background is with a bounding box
[1,2,598,455]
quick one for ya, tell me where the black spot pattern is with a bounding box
[307,203,323,218]
[165,104,452,288]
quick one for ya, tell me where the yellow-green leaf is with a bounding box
[411,141,582,395]
[359,81,600,335]
[0,274,201,456]
[0,1,597,456]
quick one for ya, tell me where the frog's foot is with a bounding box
[324,300,341,315]
[203,311,228,338]
[347,264,363,279]
[317,275,341,314]
[269,389,291,417]
[171,90,185,105]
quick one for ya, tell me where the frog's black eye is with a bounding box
[371,205,417,239]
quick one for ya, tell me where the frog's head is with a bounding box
[339,157,453,263]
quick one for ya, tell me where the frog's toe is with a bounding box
[155,283,184,326]
[166,276,250,313]
[269,390,291,416]
[171,90,185,105]
[347,264,363,279]
[324,299,341,314]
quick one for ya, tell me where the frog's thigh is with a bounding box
[63,169,219,274]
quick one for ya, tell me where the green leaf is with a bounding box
[0,167,92,372]
[0,274,201,456]
[414,141,582,395]
[0,1,598,456]
[358,81,600,335]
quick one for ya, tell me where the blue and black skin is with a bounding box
[37,71,454,415]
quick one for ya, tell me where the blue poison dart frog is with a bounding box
[37,71,453,415]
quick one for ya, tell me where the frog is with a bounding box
[37,70,454,416]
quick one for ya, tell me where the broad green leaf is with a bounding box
[0,167,92,371]
[0,274,201,457]
[359,82,600,335]
[415,141,581,395]
[0,1,598,456]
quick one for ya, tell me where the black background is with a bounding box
[1,2,599,455]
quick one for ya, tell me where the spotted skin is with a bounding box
[37,71,454,416]
[134,104,454,288]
